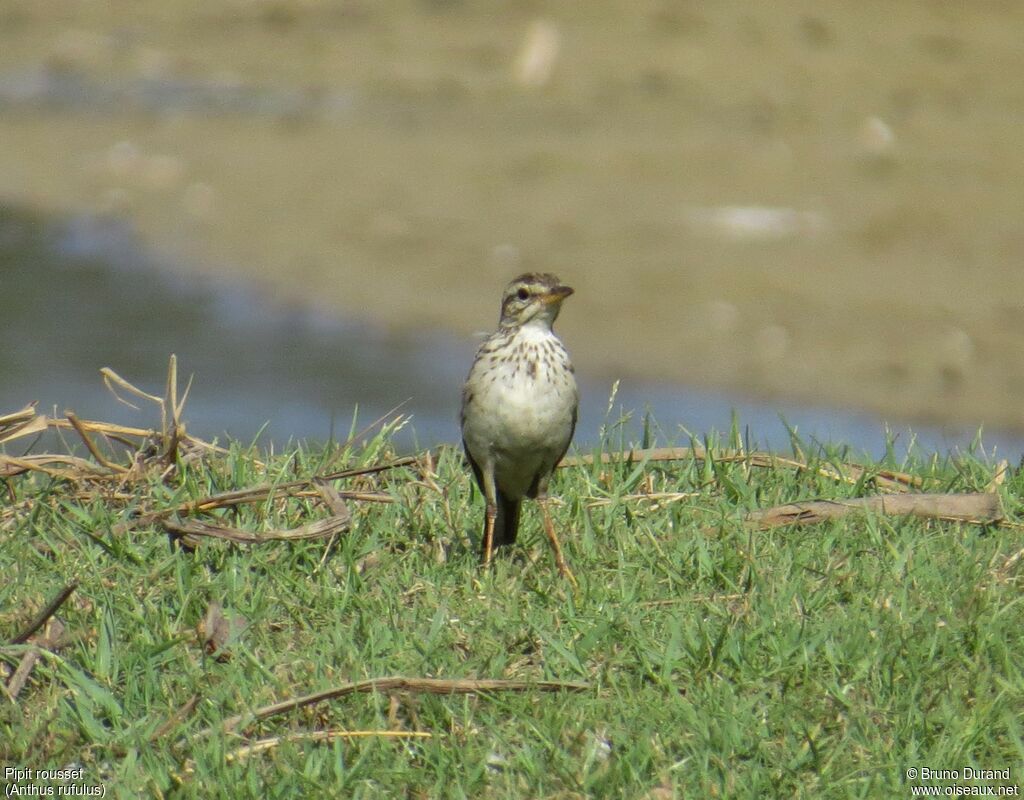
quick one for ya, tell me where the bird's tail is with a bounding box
[489,492,521,549]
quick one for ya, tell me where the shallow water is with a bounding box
[2,205,1020,461]
[1,3,1023,439]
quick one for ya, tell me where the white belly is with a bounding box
[462,326,578,498]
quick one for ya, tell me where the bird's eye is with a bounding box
[516,288,529,301]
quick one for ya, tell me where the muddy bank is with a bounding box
[1,2,1022,431]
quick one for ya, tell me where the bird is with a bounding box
[460,272,579,586]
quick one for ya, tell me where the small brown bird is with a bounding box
[460,273,579,585]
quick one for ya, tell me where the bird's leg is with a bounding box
[482,502,496,568]
[480,466,498,569]
[538,495,577,589]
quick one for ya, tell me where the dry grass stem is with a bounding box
[987,459,1009,492]
[224,729,433,763]
[560,446,924,492]
[201,677,590,739]
[150,694,202,743]
[5,618,67,700]
[65,411,129,473]
[745,492,1003,530]
[0,404,48,445]
[586,491,701,508]
[10,582,79,645]
[0,453,109,479]
[311,478,353,521]
[163,513,351,545]
[2,359,413,548]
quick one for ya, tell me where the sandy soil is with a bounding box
[1,2,1023,430]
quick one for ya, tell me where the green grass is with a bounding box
[2,415,1023,799]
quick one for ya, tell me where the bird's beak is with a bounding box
[542,285,574,304]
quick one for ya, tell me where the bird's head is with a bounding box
[498,273,574,329]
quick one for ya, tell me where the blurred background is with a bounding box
[1,2,1022,455]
